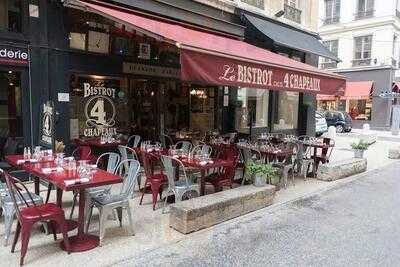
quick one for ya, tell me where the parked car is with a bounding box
[315,112,328,137]
[324,111,352,133]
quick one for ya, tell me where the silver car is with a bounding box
[316,112,328,137]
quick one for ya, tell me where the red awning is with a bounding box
[317,81,373,101]
[74,0,346,95]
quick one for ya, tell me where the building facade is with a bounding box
[0,0,342,152]
[318,0,400,129]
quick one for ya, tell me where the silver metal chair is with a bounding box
[0,171,47,246]
[161,134,174,149]
[160,155,200,213]
[85,159,140,246]
[191,144,212,158]
[127,135,141,148]
[174,141,192,154]
[70,152,120,219]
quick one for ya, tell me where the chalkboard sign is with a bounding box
[39,101,55,149]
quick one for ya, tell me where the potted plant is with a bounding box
[245,161,280,187]
[350,140,370,158]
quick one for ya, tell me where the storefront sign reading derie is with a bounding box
[0,45,29,65]
[82,81,117,137]
[218,64,321,92]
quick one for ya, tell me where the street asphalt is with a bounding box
[114,161,400,267]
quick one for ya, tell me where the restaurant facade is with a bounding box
[0,0,345,150]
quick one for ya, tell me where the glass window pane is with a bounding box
[235,88,269,133]
[274,91,299,130]
[0,0,22,32]
[0,71,23,138]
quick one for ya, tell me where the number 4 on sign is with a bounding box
[91,98,107,125]
[44,115,50,134]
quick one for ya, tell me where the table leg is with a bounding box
[61,188,99,252]
[53,188,78,234]
[312,147,317,177]
[34,177,40,195]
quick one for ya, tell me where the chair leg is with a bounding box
[45,184,53,203]
[3,213,14,246]
[125,205,135,236]
[20,222,34,266]
[69,192,78,220]
[116,207,123,227]
[162,191,172,214]
[139,179,148,205]
[84,205,94,233]
[151,183,161,211]
[11,222,21,253]
[50,221,57,241]
[98,207,109,247]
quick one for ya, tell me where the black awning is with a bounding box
[243,14,340,62]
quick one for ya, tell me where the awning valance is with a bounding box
[71,0,346,96]
[317,81,373,101]
[242,14,340,62]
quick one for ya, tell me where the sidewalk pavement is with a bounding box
[343,128,400,143]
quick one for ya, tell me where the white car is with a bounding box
[316,112,328,137]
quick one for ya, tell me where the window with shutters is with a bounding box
[324,0,340,25]
[355,0,374,19]
[321,40,338,69]
[353,35,372,66]
[284,0,301,24]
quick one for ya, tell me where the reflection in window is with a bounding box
[235,88,269,134]
[0,0,22,32]
[274,91,299,130]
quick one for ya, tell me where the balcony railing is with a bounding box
[284,4,301,24]
[352,58,371,67]
[354,10,374,20]
[323,16,340,25]
[321,62,338,69]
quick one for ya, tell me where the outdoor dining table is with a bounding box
[258,148,294,163]
[5,154,123,252]
[136,148,232,196]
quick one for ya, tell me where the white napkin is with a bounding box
[199,161,208,166]
[17,158,38,165]
[42,167,64,174]
[64,178,90,186]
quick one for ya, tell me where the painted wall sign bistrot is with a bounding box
[80,78,119,137]
[0,45,29,66]
[40,101,54,148]
[180,49,346,95]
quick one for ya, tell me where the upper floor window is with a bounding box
[284,0,301,24]
[240,0,264,10]
[321,40,338,69]
[355,0,374,19]
[0,0,22,33]
[324,0,340,25]
[353,35,372,67]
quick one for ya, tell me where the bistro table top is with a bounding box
[5,155,122,191]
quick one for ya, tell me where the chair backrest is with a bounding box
[3,170,36,222]
[114,159,140,198]
[96,152,120,173]
[175,141,192,154]
[141,151,159,178]
[127,135,141,148]
[161,155,189,189]
[161,134,174,149]
[191,144,212,157]
[321,137,335,160]
[72,146,92,160]
[118,145,139,173]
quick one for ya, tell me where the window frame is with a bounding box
[355,0,374,19]
[0,0,29,40]
[324,0,340,25]
[353,35,372,66]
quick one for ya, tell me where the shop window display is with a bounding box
[349,99,372,120]
[273,91,299,130]
[235,88,269,134]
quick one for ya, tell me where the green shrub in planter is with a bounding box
[350,140,370,158]
[245,161,280,186]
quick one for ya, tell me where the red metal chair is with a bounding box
[139,151,168,210]
[205,146,240,192]
[312,137,335,175]
[4,172,70,266]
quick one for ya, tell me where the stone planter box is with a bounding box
[317,158,367,181]
[169,185,276,234]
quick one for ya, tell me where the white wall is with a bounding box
[318,0,400,70]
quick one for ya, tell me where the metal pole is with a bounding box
[28,45,34,149]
